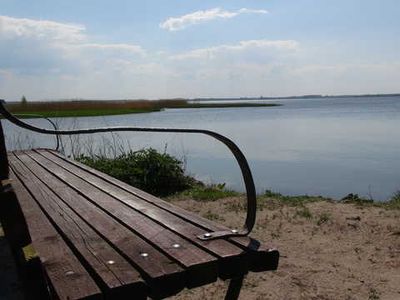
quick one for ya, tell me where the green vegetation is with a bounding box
[76,147,239,200]
[259,190,400,210]
[12,108,160,118]
[21,95,27,105]
[202,210,225,221]
[262,189,330,206]
[182,183,239,201]
[316,212,331,225]
[368,288,380,300]
[295,207,313,219]
[340,192,400,210]
[77,148,196,197]
[340,193,374,204]
[3,99,281,118]
[4,99,175,118]
[385,191,400,209]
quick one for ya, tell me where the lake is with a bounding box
[3,96,400,200]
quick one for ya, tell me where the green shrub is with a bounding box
[77,148,196,196]
[340,193,373,204]
[386,191,400,209]
[295,207,313,219]
[264,189,326,206]
[264,189,283,198]
[316,212,331,225]
[184,183,239,201]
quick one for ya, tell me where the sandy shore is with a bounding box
[168,197,400,300]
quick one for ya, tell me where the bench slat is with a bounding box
[29,150,249,279]
[10,155,148,299]
[18,152,220,289]
[11,152,187,299]
[44,149,279,272]
[8,168,102,300]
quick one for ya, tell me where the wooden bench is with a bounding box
[0,100,279,299]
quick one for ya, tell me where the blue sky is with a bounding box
[1,0,399,100]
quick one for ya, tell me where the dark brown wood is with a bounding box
[9,154,147,300]
[11,153,185,299]
[45,149,279,272]
[5,148,279,299]
[8,168,102,300]
[16,155,217,287]
[0,120,9,181]
[29,150,249,279]
[14,152,214,289]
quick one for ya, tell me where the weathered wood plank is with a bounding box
[8,168,102,300]
[31,150,248,279]
[10,154,147,300]
[23,150,234,283]
[45,149,279,272]
[11,153,185,299]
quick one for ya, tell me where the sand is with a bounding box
[169,197,400,300]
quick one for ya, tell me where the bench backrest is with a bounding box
[0,120,9,180]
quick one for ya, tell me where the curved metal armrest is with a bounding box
[0,99,256,240]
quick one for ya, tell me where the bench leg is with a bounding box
[224,275,244,300]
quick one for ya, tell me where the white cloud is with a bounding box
[170,39,299,60]
[0,15,85,43]
[160,7,268,31]
[0,15,145,71]
[78,43,144,53]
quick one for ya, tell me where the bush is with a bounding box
[77,148,196,196]
[387,191,400,209]
[183,183,238,201]
[341,193,373,204]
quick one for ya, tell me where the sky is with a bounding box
[1,0,400,101]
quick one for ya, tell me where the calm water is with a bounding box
[3,96,400,200]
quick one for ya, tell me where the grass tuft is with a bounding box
[385,191,400,209]
[295,207,313,219]
[183,183,239,201]
[316,212,331,225]
[263,189,329,206]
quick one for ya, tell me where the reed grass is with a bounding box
[4,99,280,118]
[5,99,187,117]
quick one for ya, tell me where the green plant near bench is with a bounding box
[77,148,197,197]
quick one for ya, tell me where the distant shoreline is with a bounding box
[3,92,398,118]
[3,99,281,118]
[5,92,399,105]
[192,93,400,101]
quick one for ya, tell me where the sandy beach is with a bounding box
[168,196,400,300]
